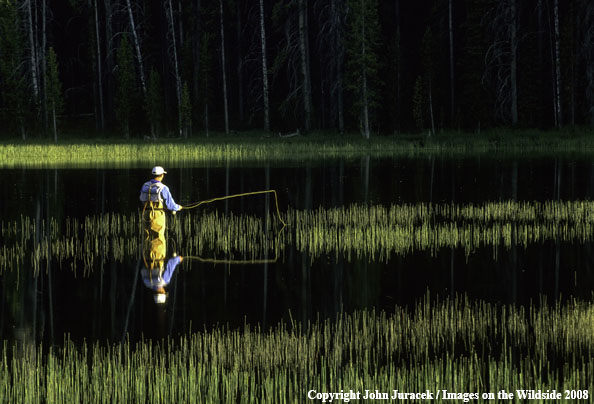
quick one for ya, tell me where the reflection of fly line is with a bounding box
[182,190,287,265]
[184,224,286,265]
[182,189,287,228]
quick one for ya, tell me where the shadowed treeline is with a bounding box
[1,1,593,140]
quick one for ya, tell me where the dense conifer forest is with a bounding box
[0,0,592,140]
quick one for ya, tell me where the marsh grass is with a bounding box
[2,200,594,274]
[1,294,593,403]
[3,129,594,167]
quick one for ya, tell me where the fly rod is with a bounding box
[180,189,287,227]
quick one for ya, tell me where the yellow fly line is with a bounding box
[180,190,287,265]
[182,223,287,265]
[184,255,279,265]
[141,189,287,265]
[182,189,287,227]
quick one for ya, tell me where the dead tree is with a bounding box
[94,0,105,129]
[582,1,594,124]
[259,0,270,131]
[316,0,346,133]
[484,0,519,125]
[165,0,182,137]
[553,0,562,127]
[219,0,230,134]
[125,0,147,96]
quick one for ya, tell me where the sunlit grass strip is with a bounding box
[0,140,413,168]
[4,130,594,167]
[2,295,594,403]
[3,199,594,274]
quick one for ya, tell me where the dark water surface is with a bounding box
[2,155,594,345]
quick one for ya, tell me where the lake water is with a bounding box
[2,155,594,345]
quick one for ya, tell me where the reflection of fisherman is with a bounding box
[141,255,183,304]
[139,166,183,213]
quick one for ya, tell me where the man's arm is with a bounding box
[160,185,182,211]
[161,256,183,284]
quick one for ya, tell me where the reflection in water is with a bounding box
[2,157,594,345]
[140,232,183,305]
[5,200,594,276]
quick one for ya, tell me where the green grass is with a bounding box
[2,200,594,275]
[3,128,594,167]
[1,293,593,403]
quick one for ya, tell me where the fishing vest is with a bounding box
[140,181,166,208]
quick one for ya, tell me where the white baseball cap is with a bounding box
[154,292,167,304]
[152,166,167,175]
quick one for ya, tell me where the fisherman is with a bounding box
[140,166,182,239]
[139,166,183,212]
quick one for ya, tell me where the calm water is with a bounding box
[2,155,594,345]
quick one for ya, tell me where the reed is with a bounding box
[1,294,593,403]
[2,131,594,168]
[2,200,594,274]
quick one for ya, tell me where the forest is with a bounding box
[0,0,593,141]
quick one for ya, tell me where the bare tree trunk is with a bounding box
[41,0,47,131]
[236,0,244,124]
[361,0,370,139]
[396,0,401,133]
[448,0,454,125]
[298,0,312,132]
[104,0,114,125]
[337,67,344,134]
[95,0,105,130]
[553,0,562,127]
[219,0,229,134]
[177,0,183,48]
[510,0,518,125]
[361,80,369,141]
[125,0,147,96]
[428,88,435,136]
[584,2,594,124]
[329,0,344,134]
[192,0,201,110]
[259,0,270,131]
[26,0,39,100]
[52,102,57,142]
[205,104,209,137]
[166,0,183,137]
[538,0,544,123]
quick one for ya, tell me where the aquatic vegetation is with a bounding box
[2,200,594,274]
[1,294,593,403]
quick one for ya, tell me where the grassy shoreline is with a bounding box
[3,129,594,167]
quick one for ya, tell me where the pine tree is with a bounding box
[47,47,64,142]
[197,33,213,136]
[180,81,192,138]
[420,27,435,135]
[412,76,424,131]
[459,0,491,130]
[145,68,163,139]
[0,1,28,139]
[345,0,381,138]
[115,36,135,139]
